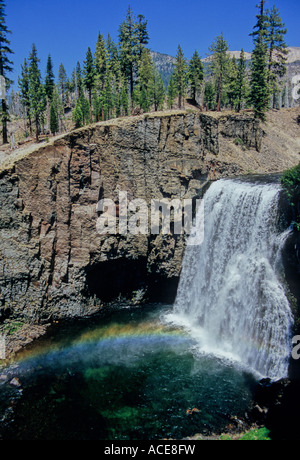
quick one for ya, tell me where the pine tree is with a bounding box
[50,99,59,135]
[18,58,32,134]
[233,49,248,112]
[167,72,177,109]
[151,68,165,112]
[106,35,123,118]
[49,87,63,134]
[136,14,149,59]
[266,5,288,108]
[72,94,90,128]
[188,50,204,106]
[249,0,270,121]
[94,33,108,121]
[106,34,120,76]
[0,0,13,144]
[174,45,187,109]
[95,32,107,93]
[76,61,83,99]
[225,57,238,110]
[208,33,230,111]
[84,47,95,110]
[118,6,139,105]
[134,47,153,112]
[58,63,68,107]
[102,66,114,120]
[119,74,129,116]
[82,95,90,125]
[28,44,46,142]
[45,54,55,101]
[73,99,83,128]
[68,69,77,106]
[204,81,216,111]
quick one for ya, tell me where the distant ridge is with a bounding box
[151,47,300,87]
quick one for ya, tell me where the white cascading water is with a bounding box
[166,178,294,381]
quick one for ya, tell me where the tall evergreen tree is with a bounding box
[174,45,187,109]
[188,50,204,106]
[45,54,55,101]
[118,6,139,105]
[72,94,90,128]
[106,33,120,76]
[49,87,63,135]
[94,33,108,121]
[68,69,77,105]
[95,32,107,92]
[83,47,96,108]
[73,98,83,128]
[50,99,59,135]
[204,81,216,111]
[151,68,165,112]
[18,58,32,134]
[249,0,270,121]
[225,57,238,110]
[102,66,114,120]
[0,0,13,144]
[58,63,68,107]
[106,34,123,118]
[208,33,230,112]
[167,72,177,109]
[136,14,149,59]
[118,74,129,117]
[233,49,248,112]
[28,44,46,141]
[76,61,83,99]
[266,5,288,108]
[45,54,55,132]
[134,47,153,112]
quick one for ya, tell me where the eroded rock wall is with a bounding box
[0,110,294,322]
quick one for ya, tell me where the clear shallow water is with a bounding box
[0,305,258,440]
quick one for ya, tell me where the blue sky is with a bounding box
[6,0,300,89]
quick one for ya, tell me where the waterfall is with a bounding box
[167,178,294,381]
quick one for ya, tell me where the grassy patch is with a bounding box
[219,427,271,441]
[239,427,271,440]
[0,320,25,336]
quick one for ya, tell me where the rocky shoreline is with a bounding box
[0,321,50,362]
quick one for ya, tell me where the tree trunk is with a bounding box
[217,90,221,112]
[217,76,222,112]
[130,66,134,113]
[2,99,8,144]
[35,117,39,142]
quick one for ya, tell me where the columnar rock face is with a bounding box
[0,110,298,322]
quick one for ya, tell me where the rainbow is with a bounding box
[12,319,191,369]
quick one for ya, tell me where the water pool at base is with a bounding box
[0,304,258,440]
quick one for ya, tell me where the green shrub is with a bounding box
[239,427,271,441]
[281,163,300,231]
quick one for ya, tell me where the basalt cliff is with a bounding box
[0,108,299,324]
